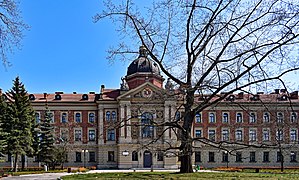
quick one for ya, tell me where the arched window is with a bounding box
[112,111,117,121]
[263,112,270,123]
[75,112,81,123]
[89,112,95,123]
[132,151,138,161]
[141,112,154,138]
[249,112,256,123]
[61,112,68,123]
[291,112,297,123]
[277,112,284,123]
[209,112,215,123]
[236,113,242,123]
[175,112,181,121]
[195,113,201,123]
[106,111,111,121]
[222,113,229,123]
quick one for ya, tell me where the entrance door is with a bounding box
[143,151,152,168]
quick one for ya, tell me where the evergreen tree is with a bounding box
[39,106,55,167]
[0,90,8,155]
[2,77,35,172]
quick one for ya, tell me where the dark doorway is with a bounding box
[143,151,152,168]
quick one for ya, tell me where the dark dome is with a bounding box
[127,46,160,76]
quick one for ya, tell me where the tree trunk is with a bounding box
[180,141,193,173]
[13,153,18,172]
[21,155,25,171]
[280,155,284,172]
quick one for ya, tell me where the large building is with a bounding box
[2,46,299,169]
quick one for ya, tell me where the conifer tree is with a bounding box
[2,76,35,172]
[39,106,55,167]
[0,90,8,155]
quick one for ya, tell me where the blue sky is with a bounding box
[0,0,130,93]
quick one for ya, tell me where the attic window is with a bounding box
[82,94,88,100]
[226,95,235,101]
[29,94,35,100]
[250,95,260,101]
[55,94,61,100]
[280,95,288,101]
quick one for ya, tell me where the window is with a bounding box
[75,130,82,141]
[111,111,117,121]
[88,112,95,123]
[249,112,256,123]
[236,113,242,123]
[208,129,216,141]
[263,152,270,162]
[291,152,297,162]
[89,152,96,162]
[208,152,215,162]
[107,129,115,141]
[82,94,88,100]
[157,151,164,161]
[75,152,82,162]
[209,112,216,123]
[61,129,68,141]
[141,112,154,138]
[195,113,201,123]
[222,152,228,162]
[35,112,40,123]
[195,130,202,138]
[195,151,201,162]
[277,152,283,162]
[61,112,68,123]
[236,152,242,162]
[250,152,256,162]
[48,112,54,123]
[235,130,243,141]
[290,129,297,142]
[175,111,181,121]
[89,130,96,141]
[222,113,229,123]
[108,151,114,161]
[106,111,111,121]
[263,129,270,141]
[249,129,257,141]
[277,112,284,123]
[263,112,270,123]
[291,112,297,123]
[276,129,283,141]
[222,129,229,141]
[75,112,81,123]
[132,151,138,161]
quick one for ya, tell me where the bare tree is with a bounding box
[0,0,28,67]
[95,0,299,173]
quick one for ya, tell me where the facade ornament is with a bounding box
[120,77,129,90]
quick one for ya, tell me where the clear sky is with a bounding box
[0,0,130,93]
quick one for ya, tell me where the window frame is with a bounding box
[61,112,68,123]
[236,112,243,123]
[222,112,229,123]
[88,112,95,123]
[209,112,216,123]
[74,112,82,123]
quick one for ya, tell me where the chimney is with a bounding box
[43,93,47,99]
[280,89,287,93]
[290,91,298,99]
[237,92,244,99]
[100,85,105,93]
[274,89,280,94]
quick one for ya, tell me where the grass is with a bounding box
[61,172,299,180]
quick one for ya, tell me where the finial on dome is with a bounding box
[139,45,147,57]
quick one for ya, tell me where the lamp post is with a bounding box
[82,149,88,168]
[224,151,229,168]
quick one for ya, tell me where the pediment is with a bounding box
[117,82,165,101]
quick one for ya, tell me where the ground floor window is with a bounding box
[108,151,115,162]
[249,152,256,162]
[132,151,138,161]
[277,152,283,162]
[75,152,82,162]
[263,152,270,162]
[89,152,96,162]
[208,152,215,162]
[236,152,242,162]
[195,151,201,163]
[222,152,228,162]
[157,152,164,161]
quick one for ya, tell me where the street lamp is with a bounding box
[82,149,88,168]
[224,151,229,168]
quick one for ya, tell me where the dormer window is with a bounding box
[82,94,88,100]
[280,95,288,101]
[226,95,235,101]
[29,94,35,100]
[250,95,260,101]
[55,94,61,100]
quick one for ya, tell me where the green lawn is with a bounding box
[61,172,299,179]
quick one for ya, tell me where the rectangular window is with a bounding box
[208,152,215,162]
[236,152,242,162]
[263,152,270,162]
[209,112,216,123]
[75,152,82,162]
[61,129,69,141]
[75,112,81,123]
[249,129,257,141]
[74,130,82,141]
[89,130,96,141]
[222,152,228,162]
[291,152,297,162]
[277,152,283,162]
[195,129,202,138]
[235,130,243,141]
[263,112,270,123]
[132,151,138,161]
[61,112,68,123]
[276,129,283,141]
[277,112,284,123]
[249,112,256,123]
[291,112,298,123]
[250,152,256,162]
[208,129,216,141]
[195,151,201,163]
[222,112,229,123]
[48,112,54,123]
[35,112,40,124]
[89,152,96,162]
[107,129,115,141]
[222,129,229,141]
[195,113,201,123]
[88,112,95,123]
[108,151,114,161]
[157,152,164,161]
[290,129,297,142]
[263,129,270,141]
